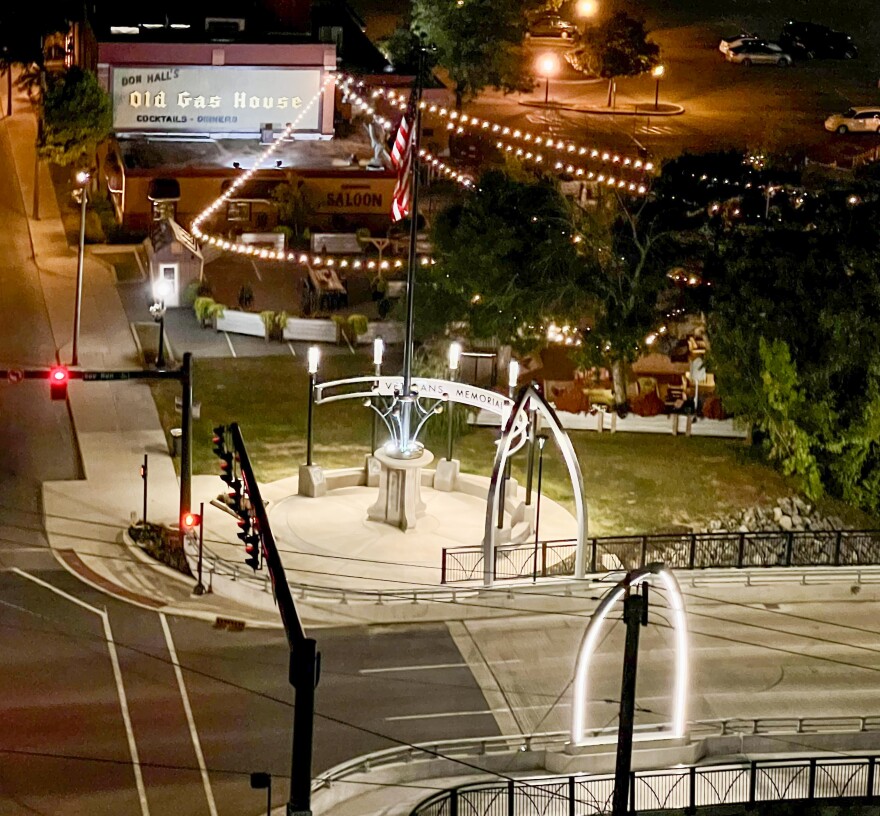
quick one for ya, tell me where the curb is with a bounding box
[519,100,685,116]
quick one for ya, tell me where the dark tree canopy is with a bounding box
[411,0,535,108]
[39,67,112,167]
[416,169,589,350]
[567,10,659,103]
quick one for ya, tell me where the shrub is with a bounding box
[194,296,216,325]
[129,522,193,576]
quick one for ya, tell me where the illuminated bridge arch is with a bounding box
[483,383,588,587]
[570,564,689,746]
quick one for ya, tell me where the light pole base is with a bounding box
[193,583,207,596]
[433,458,460,492]
[297,464,327,498]
[364,454,381,487]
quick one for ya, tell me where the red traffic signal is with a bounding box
[49,366,69,401]
[181,512,202,530]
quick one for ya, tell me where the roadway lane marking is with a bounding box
[360,659,523,674]
[12,567,103,614]
[13,569,150,816]
[287,342,297,356]
[385,702,571,722]
[224,332,237,357]
[251,260,263,282]
[160,613,218,816]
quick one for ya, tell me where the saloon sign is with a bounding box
[111,66,322,134]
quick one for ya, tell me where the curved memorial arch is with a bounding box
[482,383,588,587]
[570,564,689,746]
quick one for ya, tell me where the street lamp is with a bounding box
[652,64,665,111]
[371,337,384,452]
[532,433,549,582]
[575,0,598,20]
[306,346,321,466]
[446,341,462,462]
[150,279,170,369]
[536,53,561,106]
[71,170,89,366]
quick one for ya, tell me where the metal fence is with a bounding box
[412,756,880,816]
[440,529,880,583]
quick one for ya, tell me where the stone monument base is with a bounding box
[367,448,434,531]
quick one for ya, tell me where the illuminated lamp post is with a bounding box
[652,64,665,110]
[537,53,561,106]
[150,279,170,369]
[446,341,462,461]
[306,346,320,466]
[575,0,598,32]
[497,360,520,529]
[532,433,549,581]
[371,337,384,452]
[71,170,89,366]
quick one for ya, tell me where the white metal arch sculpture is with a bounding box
[570,564,688,746]
[483,383,588,587]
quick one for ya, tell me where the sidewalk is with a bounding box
[3,85,283,627]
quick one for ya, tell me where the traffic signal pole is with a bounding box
[612,590,646,816]
[179,353,193,539]
[229,422,318,816]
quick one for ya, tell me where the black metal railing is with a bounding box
[440,529,880,583]
[412,756,880,816]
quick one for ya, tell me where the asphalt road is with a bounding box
[0,565,498,816]
[452,581,880,738]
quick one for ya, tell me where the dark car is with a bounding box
[779,20,857,59]
[527,14,576,39]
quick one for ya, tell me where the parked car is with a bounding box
[824,107,880,134]
[779,20,857,59]
[527,14,576,39]
[718,33,782,55]
[726,43,792,67]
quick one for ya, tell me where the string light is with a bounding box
[372,86,654,175]
[495,138,648,195]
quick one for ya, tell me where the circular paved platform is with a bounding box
[203,470,579,593]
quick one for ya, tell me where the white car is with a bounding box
[824,107,880,134]
[719,33,782,55]
[726,43,792,66]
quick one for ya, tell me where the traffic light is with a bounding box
[212,425,235,485]
[244,531,261,570]
[49,366,69,401]
[181,511,202,532]
[226,478,244,516]
[237,509,252,543]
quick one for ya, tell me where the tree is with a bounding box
[411,0,535,109]
[416,169,591,351]
[271,176,315,242]
[567,11,659,106]
[708,195,880,512]
[569,196,673,408]
[39,67,112,167]
[0,3,81,116]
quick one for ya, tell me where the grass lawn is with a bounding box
[149,353,877,536]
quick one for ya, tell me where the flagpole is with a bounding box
[397,47,424,456]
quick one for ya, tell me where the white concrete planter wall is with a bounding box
[214,309,403,345]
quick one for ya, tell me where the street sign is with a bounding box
[174,396,201,419]
[7,369,23,384]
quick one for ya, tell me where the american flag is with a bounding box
[390,95,416,222]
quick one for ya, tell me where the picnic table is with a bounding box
[302,266,348,315]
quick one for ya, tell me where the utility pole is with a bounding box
[612,589,646,816]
